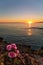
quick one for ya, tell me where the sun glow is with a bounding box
[28,21,32,24]
[28,21,32,28]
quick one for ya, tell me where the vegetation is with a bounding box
[0,37,43,65]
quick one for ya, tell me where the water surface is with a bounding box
[0,22,43,49]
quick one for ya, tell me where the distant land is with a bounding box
[31,21,43,23]
[0,21,43,24]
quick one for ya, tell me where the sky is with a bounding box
[0,0,43,22]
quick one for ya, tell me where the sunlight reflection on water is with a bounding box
[28,28,32,36]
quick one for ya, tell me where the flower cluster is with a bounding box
[6,43,19,58]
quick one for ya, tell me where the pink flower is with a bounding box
[11,44,17,50]
[6,45,12,51]
[8,52,17,58]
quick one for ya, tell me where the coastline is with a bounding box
[0,37,43,65]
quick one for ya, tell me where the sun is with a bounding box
[28,21,32,24]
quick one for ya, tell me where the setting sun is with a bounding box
[28,21,32,24]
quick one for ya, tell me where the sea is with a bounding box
[0,22,43,50]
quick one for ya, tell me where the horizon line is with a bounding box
[0,21,43,23]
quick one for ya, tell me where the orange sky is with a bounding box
[0,0,43,23]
